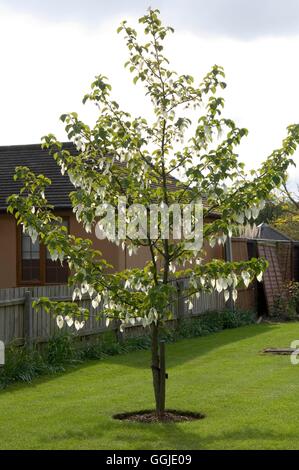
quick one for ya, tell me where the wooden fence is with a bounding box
[0,280,255,345]
[0,285,107,346]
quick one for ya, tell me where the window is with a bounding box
[18,218,69,285]
[21,233,40,282]
[45,220,69,283]
[45,248,69,284]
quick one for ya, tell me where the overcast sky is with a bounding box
[1,0,299,185]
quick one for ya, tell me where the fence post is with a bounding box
[114,319,124,343]
[24,290,33,347]
[225,238,234,312]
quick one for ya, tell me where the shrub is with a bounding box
[175,309,255,339]
[0,345,54,389]
[45,332,77,366]
[273,281,299,320]
[0,309,255,389]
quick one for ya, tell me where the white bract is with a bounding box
[232,290,238,302]
[241,271,251,288]
[72,288,82,301]
[245,208,251,219]
[65,316,74,327]
[257,272,263,282]
[75,320,85,331]
[209,238,216,248]
[224,290,230,302]
[251,206,260,219]
[56,315,64,329]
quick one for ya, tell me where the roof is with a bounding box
[0,143,75,211]
[256,223,293,241]
[0,143,184,213]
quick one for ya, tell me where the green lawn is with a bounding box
[1,323,299,450]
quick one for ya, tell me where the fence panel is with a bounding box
[0,279,255,345]
[0,288,26,345]
[177,279,225,317]
[0,285,108,345]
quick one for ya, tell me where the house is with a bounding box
[0,143,224,289]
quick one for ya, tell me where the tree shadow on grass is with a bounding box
[0,323,276,394]
[108,323,277,370]
[118,423,298,450]
[36,417,297,450]
[132,423,298,450]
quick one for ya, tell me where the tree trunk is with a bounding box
[151,324,160,415]
[159,340,166,415]
[151,324,166,419]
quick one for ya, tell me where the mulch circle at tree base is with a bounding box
[113,409,205,423]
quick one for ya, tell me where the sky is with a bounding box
[1,0,299,186]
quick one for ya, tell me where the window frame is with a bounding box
[17,214,70,286]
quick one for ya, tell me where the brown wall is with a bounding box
[0,211,228,288]
[203,240,224,262]
[232,238,249,262]
[119,245,151,271]
[0,211,153,288]
[0,214,17,288]
[69,214,120,272]
[69,215,154,272]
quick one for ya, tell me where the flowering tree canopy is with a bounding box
[7,9,299,417]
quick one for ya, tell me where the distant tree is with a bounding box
[269,174,299,238]
[256,198,286,225]
[273,212,299,240]
[282,182,299,210]
[257,191,299,240]
[8,9,299,419]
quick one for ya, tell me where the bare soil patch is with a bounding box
[262,348,296,355]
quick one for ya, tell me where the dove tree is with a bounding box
[7,9,299,419]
